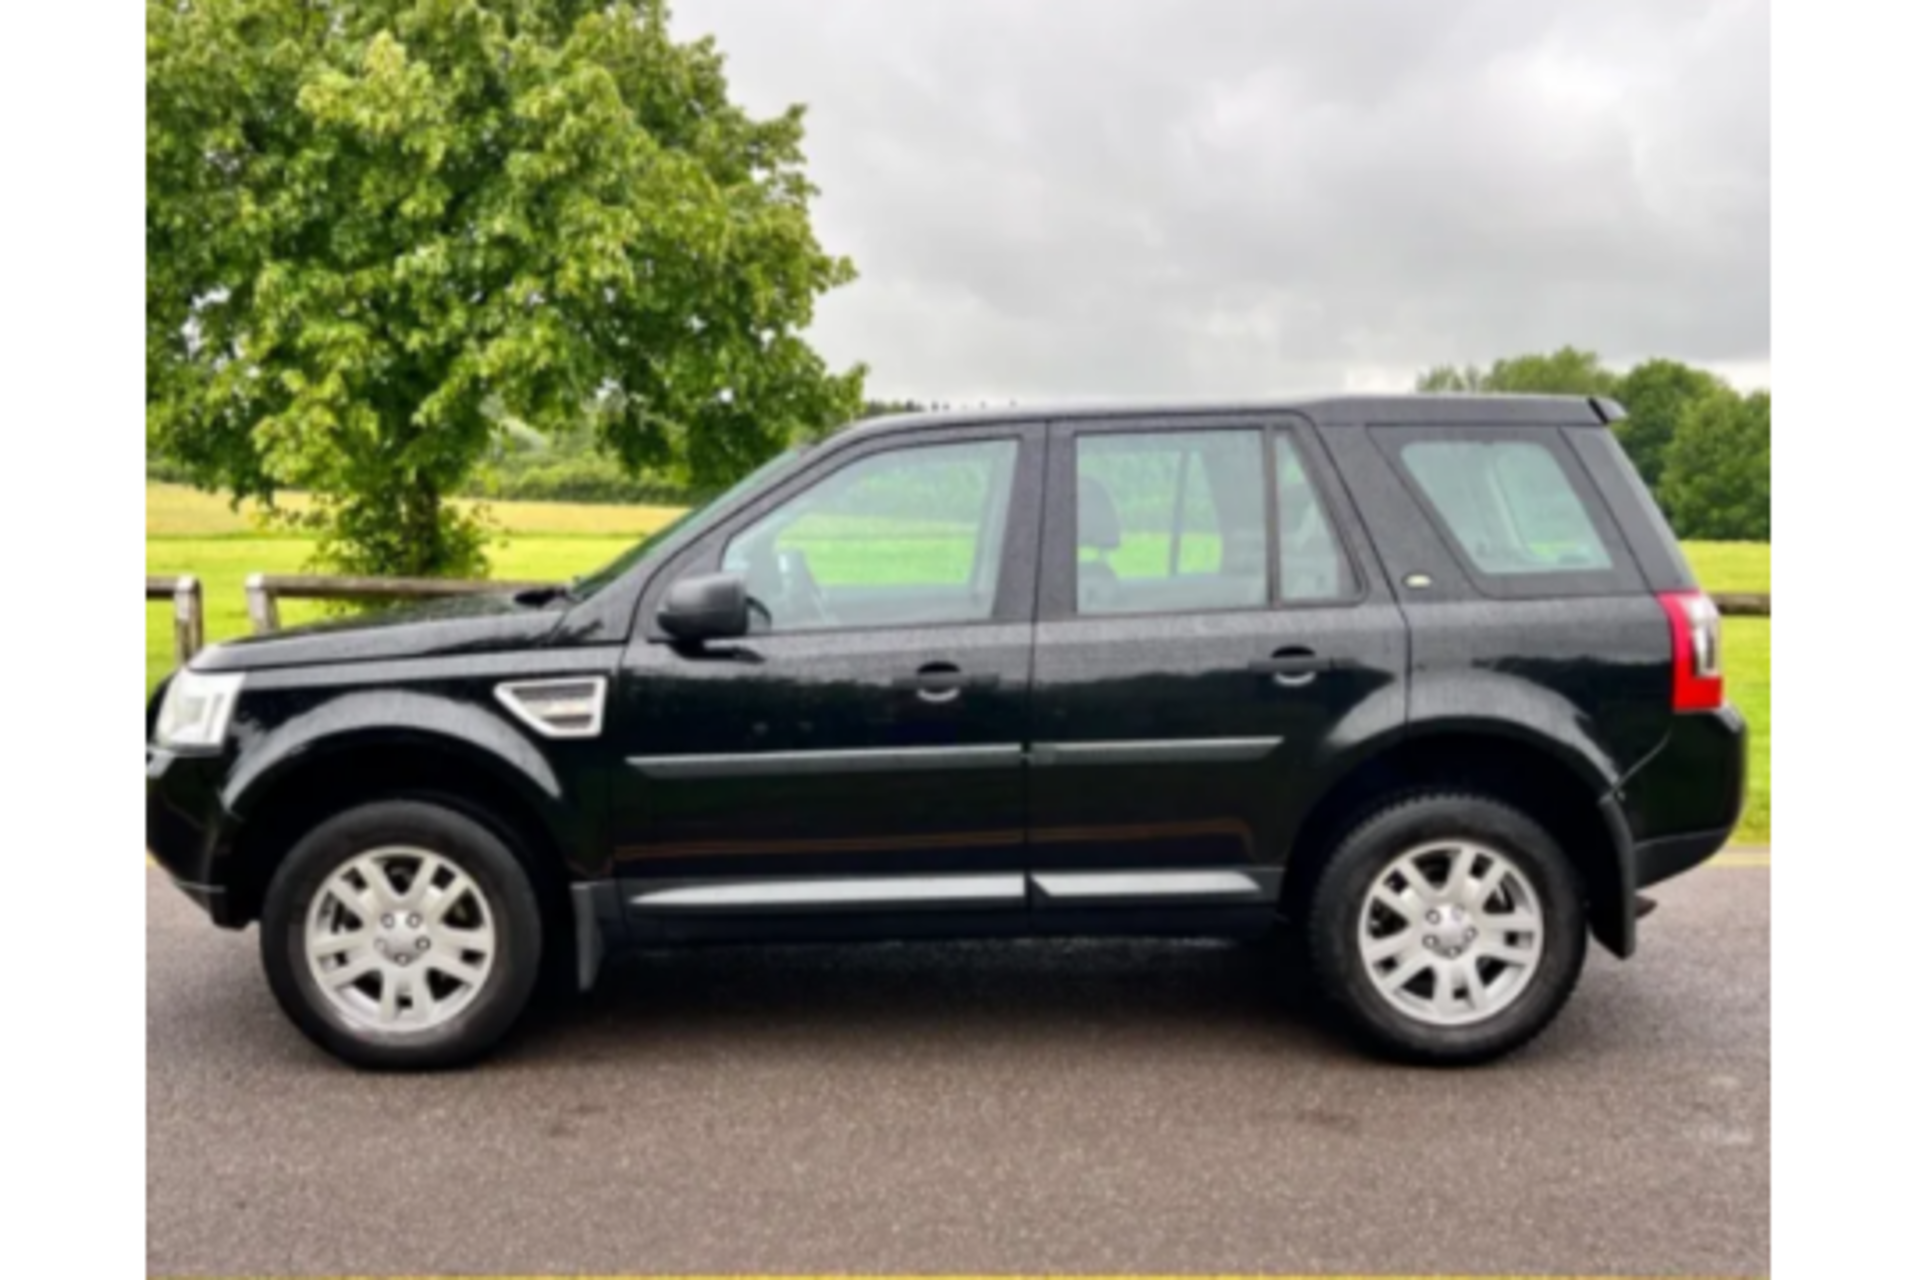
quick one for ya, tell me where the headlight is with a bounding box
[154,670,245,750]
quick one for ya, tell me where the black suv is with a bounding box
[147,396,1745,1069]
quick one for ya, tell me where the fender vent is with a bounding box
[494,677,608,740]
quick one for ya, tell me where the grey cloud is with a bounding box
[675,0,1769,400]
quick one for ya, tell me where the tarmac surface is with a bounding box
[148,859,1769,1276]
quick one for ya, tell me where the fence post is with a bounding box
[1711,592,1770,618]
[245,573,280,634]
[172,575,204,666]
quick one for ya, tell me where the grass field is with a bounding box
[146,484,1771,842]
[1721,616,1769,841]
[1681,540,1770,594]
[145,480,682,538]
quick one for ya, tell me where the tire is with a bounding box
[260,799,544,1070]
[1306,791,1586,1066]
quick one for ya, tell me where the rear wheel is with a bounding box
[1306,792,1586,1065]
[260,799,543,1070]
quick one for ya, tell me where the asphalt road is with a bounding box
[149,860,1769,1277]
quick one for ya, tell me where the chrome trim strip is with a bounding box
[628,743,1022,780]
[1030,870,1267,899]
[1028,737,1282,767]
[631,874,1027,910]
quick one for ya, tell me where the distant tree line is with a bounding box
[1416,348,1769,542]
[467,399,974,504]
[861,399,1015,416]
[147,331,1767,546]
[147,398,993,509]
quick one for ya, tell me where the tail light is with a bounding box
[1658,590,1724,712]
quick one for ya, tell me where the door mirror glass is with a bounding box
[657,572,752,643]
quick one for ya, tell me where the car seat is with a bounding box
[1078,476,1124,612]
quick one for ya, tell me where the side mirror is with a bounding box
[657,572,752,643]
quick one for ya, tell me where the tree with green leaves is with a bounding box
[1612,359,1725,492]
[1412,364,1487,393]
[1415,346,1617,397]
[1412,349,1754,502]
[148,0,863,576]
[1658,388,1770,541]
[861,399,932,418]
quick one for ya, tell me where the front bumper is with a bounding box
[147,746,244,926]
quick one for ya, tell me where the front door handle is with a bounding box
[1248,648,1334,688]
[893,664,1001,704]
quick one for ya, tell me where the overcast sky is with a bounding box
[672,0,1770,403]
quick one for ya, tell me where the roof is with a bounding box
[838,393,1620,444]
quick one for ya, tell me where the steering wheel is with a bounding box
[780,548,833,627]
[744,595,774,634]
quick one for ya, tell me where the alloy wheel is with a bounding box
[1356,840,1546,1027]
[303,847,498,1033]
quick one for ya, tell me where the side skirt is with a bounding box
[573,869,1282,964]
[621,904,1280,948]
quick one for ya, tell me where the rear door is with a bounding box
[1025,414,1407,921]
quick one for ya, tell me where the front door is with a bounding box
[1025,415,1406,921]
[609,424,1043,939]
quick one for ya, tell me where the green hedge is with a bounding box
[465,455,698,506]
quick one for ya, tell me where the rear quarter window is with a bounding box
[1373,426,1644,599]
[1401,439,1611,575]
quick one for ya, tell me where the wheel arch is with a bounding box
[219,696,591,928]
[1279,719,1638,958]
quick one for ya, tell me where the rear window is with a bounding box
[1275,434,1356,601]
[1398,439,1613,576]
[1074,429,1268,615]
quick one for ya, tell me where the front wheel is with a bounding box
[1306,792,1587,1065]
[260,799,544,1070]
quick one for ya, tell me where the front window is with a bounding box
[568,446,812,600]
[720,438,1020,632]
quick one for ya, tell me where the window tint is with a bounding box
[1400,439,1613,575]
[1274,435,1355,602]
[721,438,1018,631]
[1075,430,1266,614]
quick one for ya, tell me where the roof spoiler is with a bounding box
[1590,396,1627,423]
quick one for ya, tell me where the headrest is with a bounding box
[1078,477,1122,550]
[1279,473,1312,537]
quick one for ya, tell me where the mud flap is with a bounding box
[569,880,628,993]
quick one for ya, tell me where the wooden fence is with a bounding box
[148,573,1770,667]
[239,575,1771,632]
[146,575,205,667]
[243,572,556,634]
[1712,593,1769,618]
